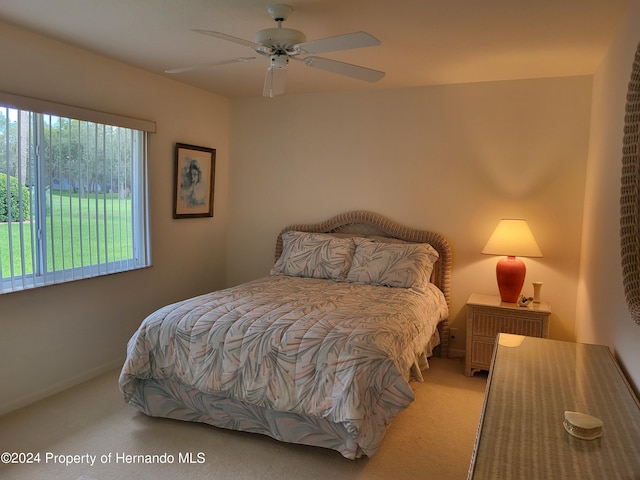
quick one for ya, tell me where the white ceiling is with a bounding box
[0,0,630,98]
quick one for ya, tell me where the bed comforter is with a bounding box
[119,275,448,457]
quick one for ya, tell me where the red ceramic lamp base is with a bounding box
[495,256,526,303]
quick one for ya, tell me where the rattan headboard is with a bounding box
[274,211,452,357]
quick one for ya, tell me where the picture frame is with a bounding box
[173,143,216,219]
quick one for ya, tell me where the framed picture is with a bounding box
[173,143,216,219]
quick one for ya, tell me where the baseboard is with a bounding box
[1,348,469,416]
[0,358,123,417]
[448,348,466,358]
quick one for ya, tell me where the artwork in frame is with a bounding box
[174,143,216,219]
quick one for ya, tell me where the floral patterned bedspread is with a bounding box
[119,275,448,455]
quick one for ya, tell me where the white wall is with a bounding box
[5,2,639,413]
[0,22,230,414]
[577,0,640,391]
[228,77,593,355]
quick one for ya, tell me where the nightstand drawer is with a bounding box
[472,309,545,337]
[470,337,495,367]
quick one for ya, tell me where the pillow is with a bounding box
[271,231,355,281]
[346,237,439,289]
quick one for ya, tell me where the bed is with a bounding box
[119,211,452,459]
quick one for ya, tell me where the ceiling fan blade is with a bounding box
[165,57,257,74]
[301,56,385,83]
[263,66,287,98]
[193,29,261,49]
[295,31,380,55]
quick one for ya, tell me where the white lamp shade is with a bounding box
[482,219,542,257]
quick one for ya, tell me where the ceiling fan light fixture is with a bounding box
[270,54,288,69]
[263,63,287,97]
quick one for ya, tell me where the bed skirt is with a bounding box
[129,377,368,459]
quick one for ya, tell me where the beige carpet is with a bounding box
[0,357,487,480]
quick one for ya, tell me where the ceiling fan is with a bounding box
[165,4,385,97]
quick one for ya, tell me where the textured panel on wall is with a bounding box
[620,39,640,326]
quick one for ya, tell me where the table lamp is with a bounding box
[482,219,542,303]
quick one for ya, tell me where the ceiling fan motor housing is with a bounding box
[254,28,306,49]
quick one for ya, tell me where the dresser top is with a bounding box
[467,293,551,313]
[468,334,640,479]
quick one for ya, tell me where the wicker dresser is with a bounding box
[468,334,640,479]
[465,293,550,376]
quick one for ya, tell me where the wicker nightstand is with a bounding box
[465,293,550,376]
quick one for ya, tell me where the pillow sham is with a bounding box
[271,231,355,281]
[346,237,439,289]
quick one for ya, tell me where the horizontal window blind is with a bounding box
[0,96,152,293]
[0,91,156,133]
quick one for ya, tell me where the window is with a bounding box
[0,96,153,293]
